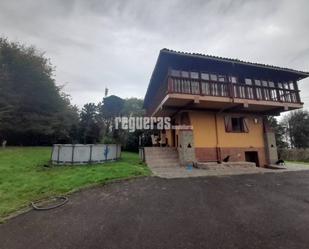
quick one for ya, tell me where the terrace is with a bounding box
[145,49,309,117]
[149,69,303,117]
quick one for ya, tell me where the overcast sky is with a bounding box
[0,0,308,109]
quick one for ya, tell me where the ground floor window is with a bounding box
[224,116,249,133]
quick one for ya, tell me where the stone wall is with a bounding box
[178,130,196,165]
[264,132,278,164]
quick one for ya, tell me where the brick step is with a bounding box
[145,155,179,160]
[146,158,179,164]
[145,152,178,156]
[144,146,180,169]
[149,164,180,168]
[144,148,177,152]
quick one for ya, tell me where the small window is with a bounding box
[229,76,237,83]
[262,81,268,87]
[278,82,283,88]
[245,78,252,85]
[170,69,180,77]
[232,118,244,132]
[289,81,295,90]
[181,71,189,78]
[218,75,226,82]
[224,116,249,133]
[269,81,275,88]
[201,73,210,80]
[210,74,217,81]
[190,72,199,79]
[254,80,261,86]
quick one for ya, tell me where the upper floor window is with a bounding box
[210,74,218,81]
[254,80,261,86]
[181,71,189,78]
[201,73,210,80]
[262,80,268,87]
[269,81,275,88]
[190,72,199,79]
[245,78,252,85]
[170,69,181,77]
[218,75,226,82]
[289,81,295,90]
[229,76,237,83]
[283,82,289,89]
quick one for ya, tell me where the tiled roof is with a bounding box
[161,48,309,76]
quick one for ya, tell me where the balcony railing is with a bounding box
[167,76,301,104]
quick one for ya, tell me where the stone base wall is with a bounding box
[264,132,278,164]
[178,130,196,165]
[195,147,267,167]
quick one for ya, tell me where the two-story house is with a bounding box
[143,49,309,167]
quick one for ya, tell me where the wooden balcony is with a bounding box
[168,76,301,103]
[149,74,303,116]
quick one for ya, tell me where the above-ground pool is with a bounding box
[51,144,121,165]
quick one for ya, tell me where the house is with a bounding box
[143,49,309,167]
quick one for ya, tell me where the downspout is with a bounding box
[214,113,221,162]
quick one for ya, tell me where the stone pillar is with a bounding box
[263,119,278,165]
[178,130,196,166]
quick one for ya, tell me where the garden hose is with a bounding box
[31,196,69,211]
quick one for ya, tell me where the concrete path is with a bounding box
[2,172,309,249]
[149,161,309,178]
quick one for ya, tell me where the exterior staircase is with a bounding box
[144,147,180,169]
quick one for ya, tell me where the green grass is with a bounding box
[0,147,150,220]
[286,160,309,165]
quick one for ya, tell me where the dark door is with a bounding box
[245,151,259,167]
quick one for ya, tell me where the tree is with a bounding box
[281,110,309,148]
[79,103,100,144]
[122,98,145,116]
[267,116,288,148]
[0,38,79,145]
[98,95,125,143]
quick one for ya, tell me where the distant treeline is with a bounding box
[1,38,309,150]
[0,38,145,151]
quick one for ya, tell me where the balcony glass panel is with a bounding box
[283,82,289,89]
[210,74,217,81]
[201,73,210,80]
[181,71,189,78]
[218,75,226,82]
[171,69,180,77]
[254,80,261,86]
[168,71,300,104]
[229,76,237,83]
[190,72,199,79]
[245,78,252,85]
[289,81,295,90]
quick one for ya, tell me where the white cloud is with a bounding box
[0,0,308,108]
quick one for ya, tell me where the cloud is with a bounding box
[0,0,308,109]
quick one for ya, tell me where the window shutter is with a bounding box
[243,118,249,132]
[224,116,232,132]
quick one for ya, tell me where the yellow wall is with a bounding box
[165,129,173,146]
[189,111,264,148]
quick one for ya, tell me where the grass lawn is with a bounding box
[286,161,309,165]
[0,147,150,220]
